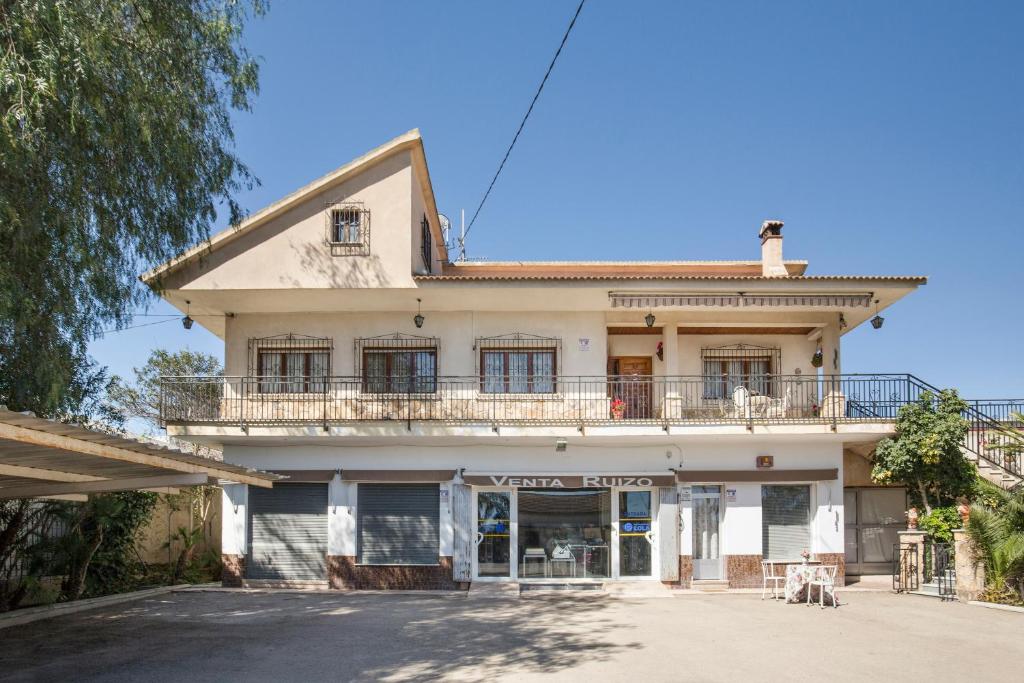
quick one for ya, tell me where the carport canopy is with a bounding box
[0,406,279,500]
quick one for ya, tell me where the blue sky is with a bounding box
[90,0,1024,409]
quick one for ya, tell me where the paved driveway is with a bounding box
[1,589,1020,682]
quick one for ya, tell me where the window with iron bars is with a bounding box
[355,333,440,394]
[421,214,432,273]
[325,202,370,255]
[701,344,781,399]
[476,334,561,394]
[248,334,333,394]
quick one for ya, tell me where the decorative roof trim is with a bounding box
[611,292,875,308]
[415,274,927,283]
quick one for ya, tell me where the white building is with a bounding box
[144,129,981,590]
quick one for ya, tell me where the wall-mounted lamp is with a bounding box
[182,300,194,330]
[870,299,884,329]
[414,298,425,329]
[554,438,568,453]
[644,311,656,328]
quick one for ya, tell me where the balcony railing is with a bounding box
[159,373,932,427]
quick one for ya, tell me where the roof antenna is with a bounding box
[458,208,467,262]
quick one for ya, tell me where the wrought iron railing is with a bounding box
[968,400,1024,426]
[893,542,918,593]
[923,541,956,601]
[158,372,919,425]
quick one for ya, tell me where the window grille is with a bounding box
[701,344,781,399]
[475,333,561,394]
[248,334,333,394]
[354,333,440,394]
[324,201,370,255]
[421,214,432,273]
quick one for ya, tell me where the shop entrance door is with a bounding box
[474,490,512,578]
[692,485,722,580]
[619,490,654,577]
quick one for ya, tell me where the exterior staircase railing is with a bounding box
[905,376,1022,484]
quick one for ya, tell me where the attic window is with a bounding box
[333,208,362,243]
[421,214,432,273]
[325,202,370,255]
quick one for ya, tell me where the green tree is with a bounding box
[107,348,222,431]
[871,389,976,514]
[0,0,262,417]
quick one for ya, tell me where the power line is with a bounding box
[96,317,178,337]
[462,0,587,245]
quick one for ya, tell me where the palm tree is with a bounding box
[966,479,1024,604]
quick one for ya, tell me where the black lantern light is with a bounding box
[870,299,884,329]
[644,311,656,328]
[414,298,425,329]
[182,300,194,330]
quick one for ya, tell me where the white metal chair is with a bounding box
[522,547,549,578]
[764,387,792,419]
[761,560,784,600]
[806,564,839,608]
[731,386,750,419]
[549,542,577,578]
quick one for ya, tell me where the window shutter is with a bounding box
[357,484,440,565]
[761,485,811,560]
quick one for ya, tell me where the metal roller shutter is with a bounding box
[761,484,811,561]
[358,483,439,565]
[248,483,328,580]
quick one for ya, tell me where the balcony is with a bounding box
[159,374,925,428]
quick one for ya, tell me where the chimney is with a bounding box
[759,220,787,277]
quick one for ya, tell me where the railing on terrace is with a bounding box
[967,400,1024,426]
[159,373,927,427]
[159,373,1023,479]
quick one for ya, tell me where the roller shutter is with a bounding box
[761,484,811,561]
[358,483,439,565]
[248,483,328,580]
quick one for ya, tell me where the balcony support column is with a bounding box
[819,318,844,422]
[819,317,842,377]
[662,323,679,420]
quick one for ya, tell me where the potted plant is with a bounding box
[610,397,626,420]
[800,548,811,565]
[811,347,824,368]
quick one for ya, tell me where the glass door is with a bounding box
[692,485,722,580]
[844,487,906,575]
[619,490,653,576]
[476,490,511,577]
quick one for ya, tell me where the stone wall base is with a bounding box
[726,555,763,588]
[678,555,693,588]
[221,554,245,588]
[327,555,458,590]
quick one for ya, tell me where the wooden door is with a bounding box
[608,356,653,419]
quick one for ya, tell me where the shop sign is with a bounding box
[622,521,651,533]
[463,474,676,488]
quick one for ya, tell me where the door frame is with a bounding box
[470,485,660,581]
[844,486,908,575]
[691,484,723,580]
[607,356,655,420]
[471,486,516,582]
